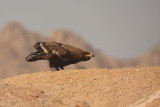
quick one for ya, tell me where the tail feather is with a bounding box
[25,52,48,62]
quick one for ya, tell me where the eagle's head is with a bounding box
[81,51,94,61]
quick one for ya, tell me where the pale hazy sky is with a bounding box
[0,0,160,59]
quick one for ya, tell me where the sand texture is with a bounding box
[0,67,160,107]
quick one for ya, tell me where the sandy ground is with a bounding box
[0,67,160,107]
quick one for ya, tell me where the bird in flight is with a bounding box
[25,41,94,71]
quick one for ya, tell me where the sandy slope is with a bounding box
[0,67,160,107]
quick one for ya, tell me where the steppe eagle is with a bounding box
[25,41,94,71]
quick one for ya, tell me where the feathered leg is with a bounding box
[55,67,60,71]
[60,67,64,70]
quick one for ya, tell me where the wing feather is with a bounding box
[33,41,69,59]
[43,42,69,57]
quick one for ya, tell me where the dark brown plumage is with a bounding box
[25,41,94,71]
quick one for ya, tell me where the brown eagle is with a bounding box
[25,41,94,71]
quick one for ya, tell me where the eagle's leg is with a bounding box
[54,67,60,71]
[60,66,64,70]
[49,59,59,71]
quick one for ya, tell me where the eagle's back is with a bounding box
[44,42,68,56]
[64,44,84,59]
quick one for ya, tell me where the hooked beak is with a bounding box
[85,53,94,57]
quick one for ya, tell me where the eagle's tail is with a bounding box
[25,52,48,62]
